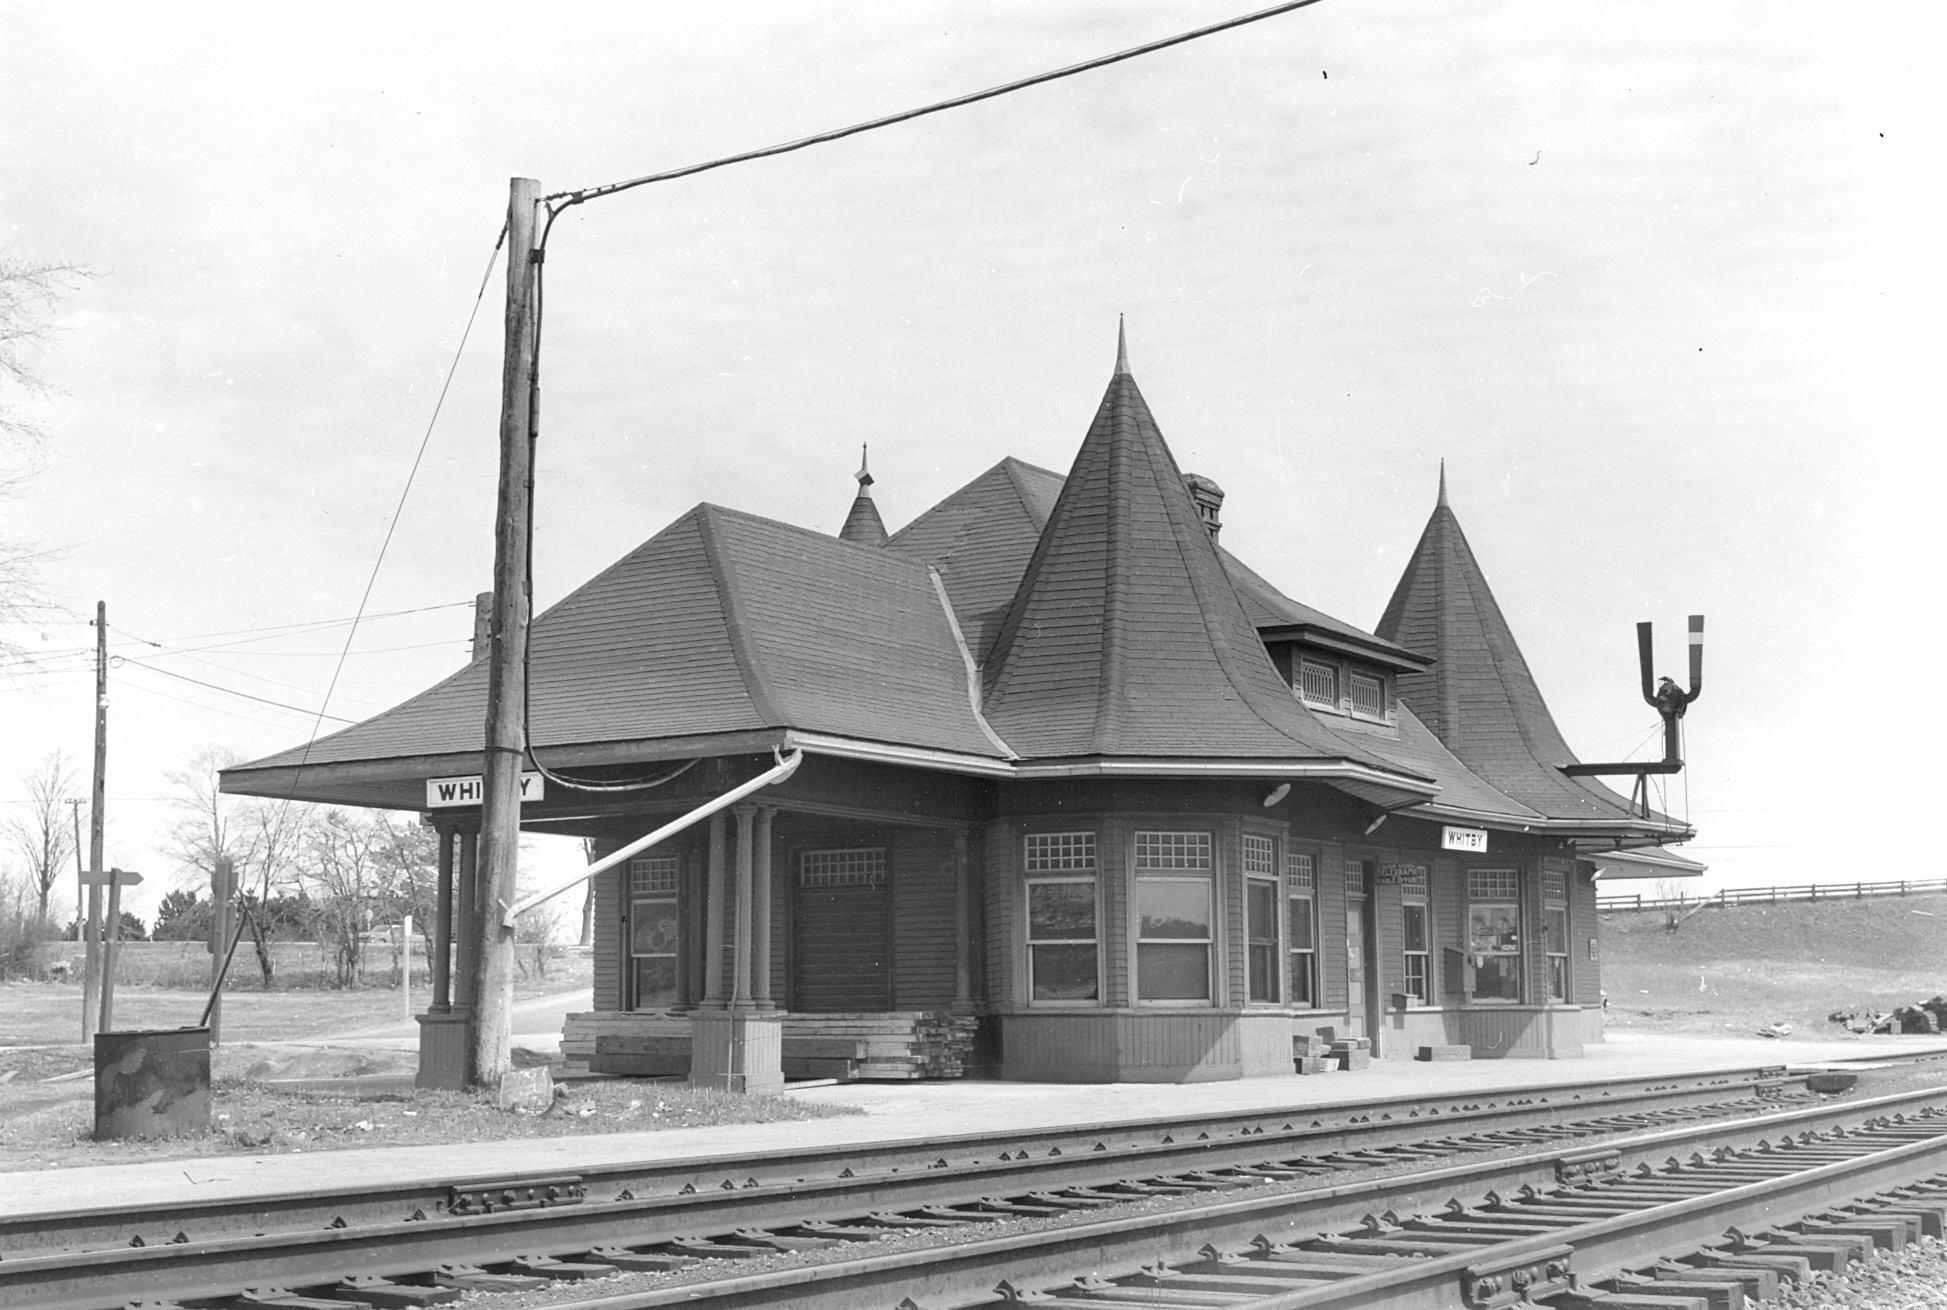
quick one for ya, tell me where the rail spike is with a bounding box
[993,1279,1054,1304]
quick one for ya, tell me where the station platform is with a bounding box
[6,1030,1945,1221]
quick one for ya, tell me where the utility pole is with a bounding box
[82,601,107,1041]
[468,176,542,1088]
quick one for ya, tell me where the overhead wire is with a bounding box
[545,0,1327,210]
[509,0,1327,792]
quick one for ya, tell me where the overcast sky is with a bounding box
[3,1,1938,924]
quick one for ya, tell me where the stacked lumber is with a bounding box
[562,1010,978,1080]
[782,1011,978,1080]
[560,1012,686,1072]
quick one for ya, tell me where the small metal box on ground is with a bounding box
[1417,1044,1472,1062]
[94,1026,210,1140]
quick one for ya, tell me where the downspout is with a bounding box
[501,748,803,924]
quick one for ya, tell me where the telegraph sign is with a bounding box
[1441,825,1489,853]
[426,772,545,809]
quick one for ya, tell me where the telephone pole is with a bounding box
[468,177,542,1088]
[82,600,107,1041]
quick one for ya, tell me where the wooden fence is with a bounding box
[1599,878,1947,913]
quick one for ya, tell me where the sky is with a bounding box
[2,0,1940,927]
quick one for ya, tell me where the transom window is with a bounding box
[627,855,680,1011]
[1025,832,1098,1003]
[800,848,885,888]
[1466,868,1522,1002]
[1135,831,1213,1003]
[1287,850,1317,1008]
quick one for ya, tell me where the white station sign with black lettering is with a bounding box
[1441,825,1489,853]
[425,772,545,809]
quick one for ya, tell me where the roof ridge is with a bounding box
[694,505,785,727]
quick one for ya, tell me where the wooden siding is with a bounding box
[1002,1011,1295,1082]
[983,818,1015,1008]
[591,837,623,1012]
[1316,843,1348,1010]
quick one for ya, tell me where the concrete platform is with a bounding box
[5,1031,1945,1221]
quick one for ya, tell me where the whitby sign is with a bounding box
[1441,825,1489,853]
[425,772,545,809]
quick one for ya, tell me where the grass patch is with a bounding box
[1601,892,1947,1039]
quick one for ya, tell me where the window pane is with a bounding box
[1475,954,1521,1001]
[1469,904,1520,954]
[1247,880,1278,942]
[1288,896,1314,947]
[1403,903,1427,953]
[1405,954,1430,1002]
[1138,943,1210,1000]
[633,957,678,1009]
[1138,880,1211,939]
[1289,952,1316,1007]
[1248,945,1279,1003]
[630,899,679,955]
[1545,907,1567,953]
[1031,943,1099,1000]
[1549,956,1569,1001]
[1029,881,1096,940]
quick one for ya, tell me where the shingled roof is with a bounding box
[228,503,1010,790]
[972,332,1427,782]
[1376,472,1678,830]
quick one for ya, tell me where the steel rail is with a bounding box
[0,1064,1801,1258]
[4,1084,1941,1310]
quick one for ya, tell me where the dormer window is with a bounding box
[1288,651,1394,725]
[1298,658,1338,708]
[1349,670,1385,719]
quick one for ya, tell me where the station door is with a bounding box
[793,846,890,1011]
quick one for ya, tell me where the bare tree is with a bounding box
[163,744,315,987]
[4,749,77,926]
[298,808,434,988]
[2,256,92,668]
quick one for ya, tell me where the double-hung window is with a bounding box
[1134,831,1214,1002]
[1243,834,1280,1003]
[628,855,681,1010]
[1467,868,1523,1001]
[1025,832,1099,1003]
[1287,850,1317,1008]
[1543,870,1570,1002]
[1398,865,1431,1003]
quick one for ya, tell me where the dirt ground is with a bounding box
[0,1038,856,1172]
[0,963,855,1172]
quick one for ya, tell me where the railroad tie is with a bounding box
[332,1275,462,1307]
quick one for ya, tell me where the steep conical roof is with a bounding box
[980,333,1422,777]
[838,445,889,546]
[1376,475,1641,821]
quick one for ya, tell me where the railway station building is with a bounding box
[222,329,1692,1088]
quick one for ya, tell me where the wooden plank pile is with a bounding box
[780,1011,979,1080]
[562,1010,978,1080]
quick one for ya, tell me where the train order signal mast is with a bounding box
[1561,615,1704,818]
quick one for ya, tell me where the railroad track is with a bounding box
[0,1064,1919,1310]
[0,1065,1806,1260]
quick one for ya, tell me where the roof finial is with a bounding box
[856,442,874,494]
[1437,459,1448,508]
[1114,314,1130,376]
